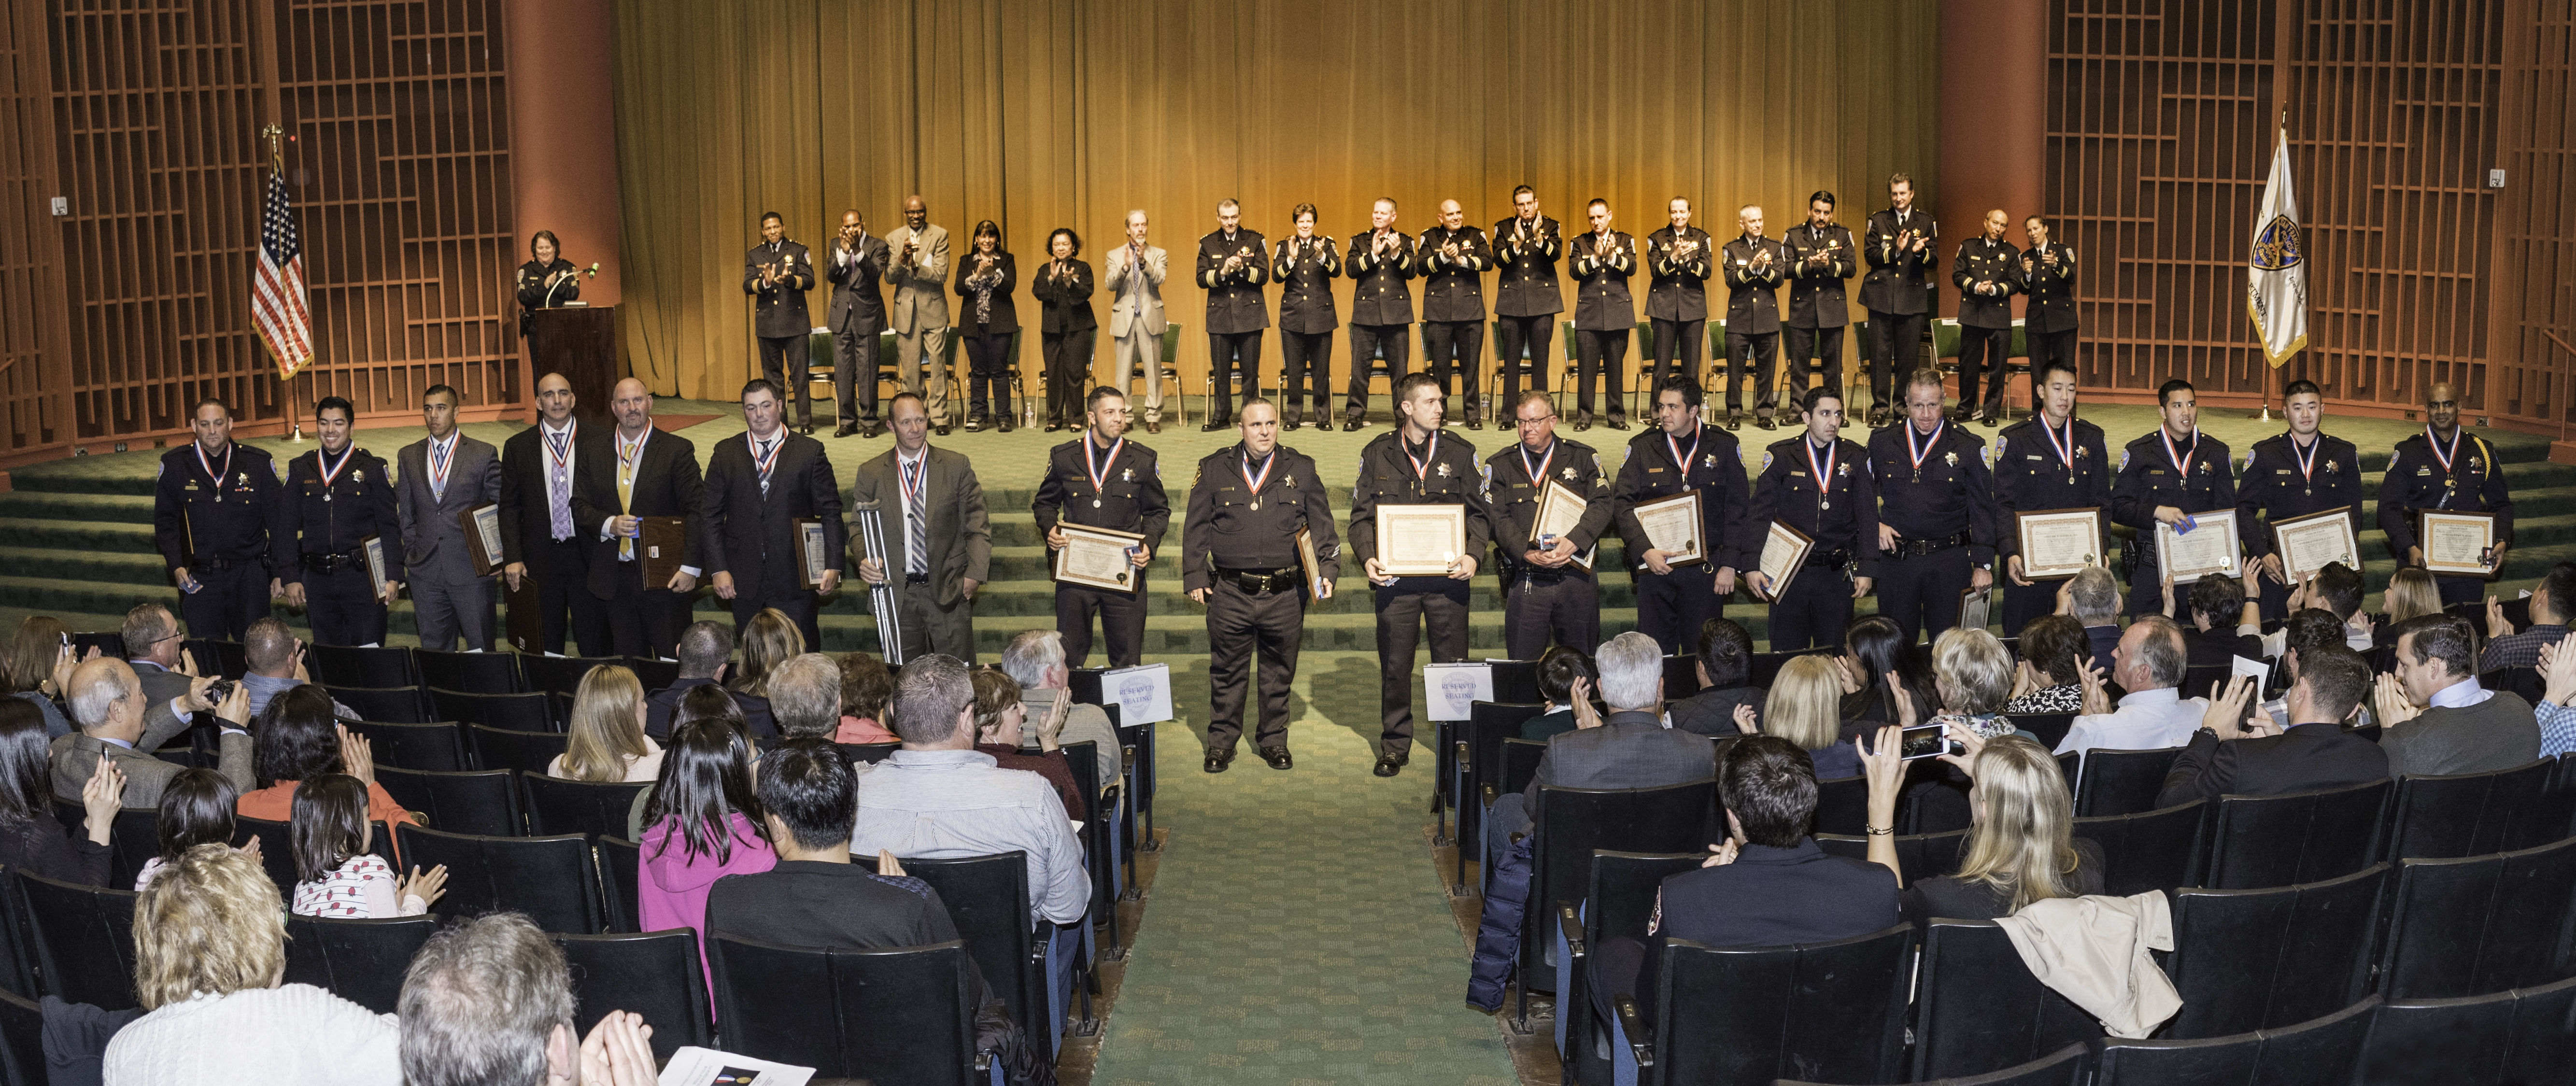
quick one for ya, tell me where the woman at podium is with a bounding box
[516,229,584,337]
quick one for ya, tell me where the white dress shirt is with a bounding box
[2057,686,2208,767]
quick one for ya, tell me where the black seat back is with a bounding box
[2165,864,2389,1038]
[1790,1042,2090,1086]
[2093,996,2377,1086]
[470,724,570,775]
[1663,654,1703,697]
[394,823,603,934]
[708,935,984,1084]
[434,687,557,731]
[1489,660,1543,705]
[182,638,247,680]
[1497,738,1547,798]
[1749,649,1828,690]
[2384,759,2554,861]
[2482,666,2546,704]
[594,837,642,933]
[2074,747,2187,817]
[2378,835,2576,1000]
[835,742,901,766]
[2007,712,2077,751]
[902,852,1044,1047]
[521,774,652,839]
[1912,921,2102,1080]
[2205,778,2392,889]
[281,914,440,1014]
[107,809,159,889]
[2504,974,2576,1086]
[376,765,523,837]
[0,986,42,1086]
[234,815,302,898]
[2358,987,2518,1086]
[340,719,470,773]
[1816,828,1968,887]
[1812,774,1871,836]
[415,648,525,693]
[555,931,711,1065]
[525,655,622,697]
[1650,924,1913,1086]
[308,644,416,689]
[2075,800,2208,897]
[1558,851,1700,1082]
[1460,702,1547,847]
[624,657,680,691]
[1524,781,1715,998]
[13,872,138,1010]
[322,684,430,723]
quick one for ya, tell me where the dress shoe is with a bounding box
[998,415,1013,433]
[1342,419,1364,432]
[1202,421,1230,432]
[1045,422,1064,433]
[1146,420,1161,434]
[1283,419,1302,432]
[1725,412,1742,431]
[1373,754,1406,777]
[963,417,984,433]
[1466,418,1483,431]
[796,421,815,436]
[1979,411,2000,427]
[1606,419,1629,431]
[1204,748,1235,774]
[1260,746,1293,770]
[934,424,952,437]
[861,422,884,438]
[1868,408,1889,427]
[834,422,857,438]
[1755,415,1777,430]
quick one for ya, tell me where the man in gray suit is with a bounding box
[885,196,954,433]
[118,602,197,750]
[1485,631,1718,851]
[1105,210,1169,434]
[52,657,252,806]
[827,208,891,438]
[397,384,506,650]
[851,392,992,660]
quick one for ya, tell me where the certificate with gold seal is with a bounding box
[2420,510,2501,578]
[1376,504,1468,577]
[2270,506,2361,583]
[1054,524,1146,593]
[1629,492,1706,567]
[2015,508,2105,580]
[2154,508,2241,584]
[1531,478,1597,572]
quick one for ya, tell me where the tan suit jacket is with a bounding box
[884,224,952,333]
[1104,242,1168,338]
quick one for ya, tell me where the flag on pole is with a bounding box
[253,168,314,380]
[2246,125,2309,367]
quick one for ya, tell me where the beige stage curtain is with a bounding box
[614,0,1939,402]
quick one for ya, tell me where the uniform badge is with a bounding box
[235,472,248,487]
[1562,466,1577,480]
[2246,451,2259,472]
[1761,451,1774,471]
[2077,445,2089,459]
[352,469,365,483]
[1944,451,1957,466]
[1122,468,1132,481]
[155,463,164,480]
[1839,462,1850,477]
[1981,446,1993,468]
[2325,461,2338,473]
[1437,462,1450,477]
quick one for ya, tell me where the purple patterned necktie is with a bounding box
[546,424,575,540]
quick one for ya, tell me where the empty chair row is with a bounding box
[303,645,677,696]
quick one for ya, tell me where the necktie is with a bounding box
[545,426,574,541]
[617,434,642,560]
[756,438,778,496]
[903,457,928,576]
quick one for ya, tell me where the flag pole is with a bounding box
[264,123,307,444]
[2250,108,2286,422]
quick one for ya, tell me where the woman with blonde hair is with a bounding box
[1731,654,1860,778]
[104,844,402,1084]
[1856,719,2104,923]
[1930,627,2018,739]
[729,607,804,700]
[2383,566,2444,625]
[549,664,664,782]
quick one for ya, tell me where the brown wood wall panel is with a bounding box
[1,1,71,455]
[2489,0,2576,432]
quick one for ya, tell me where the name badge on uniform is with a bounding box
[1647,466,1664,474]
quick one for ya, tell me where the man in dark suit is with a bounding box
[1492,185,1566,423]
[704,379,844,650]
[1033,388,1168,669]
[497,373,608,657]
[1859,175,1938,428]
[744,212,818,434]
[1343,198,1416,431]
[851,392,991,661]
[1196,198,1269,431]
[396,384,505,651]
[572,379,704,660]
[1644,197,1713,402]
[643,621,777,740]
[1485,632,1719,845]
[826,209,890,438]
[1418,199,1490,429]
[2159,645,2387,807]
[1785,192,1859,417]
[1669,619,1768,737]
[1569,198,1638,431]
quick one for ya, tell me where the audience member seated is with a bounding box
[2481,561,2576,670]
[644,621,777,742]
[999,630,1122,785]
[2057,615,2204,763]
[290,773,446,918]
[2262,609,2376,730]
[397,913,661,1086]
[2374,613,2540,777]
[4,615,79,737]
[0,698,118,885]
[2157,645,2387,806]
[1859,721,2103,924]
[1518,647,1595,741]
[1669,619,1764,737]
[2534,639,2576,759]
[119,603,197,751]
[2172,575,2263,666]
[639,718,777,987]
[726,607,802,705]
[1839,615,1939,735]
[239,619,353,721]
[629,684,758,841]
[548,664,663,782]
[764,652,846,742]
[849,654,1090,930]
[834,650,897,744]
[55,657,251,806]
[1588,735,1900,1028]
[136,767,246,891]
[2383,567,2445,627]
[1485,632,1719,847]
[971,670,1083,818]
[1929,628,2017,739]
[104,845,402,1085]
[2063,566,2124,676]
[2002,614,2087,713]
[236,686,419,854]
[2241,562,2374,657]
[1733,655,1858,778]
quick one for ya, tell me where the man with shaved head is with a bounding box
[886,196,956,433]
[1951,208,2020,426]
[499,372,609,655]
[2379,381,2515,605]
[1418,198,1492,428]
[572,377,705,658]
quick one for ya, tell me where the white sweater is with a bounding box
[103,983,402,1086]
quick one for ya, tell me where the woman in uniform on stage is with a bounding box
[515,229,584,339]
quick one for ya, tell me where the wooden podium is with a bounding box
[527,305,618,427]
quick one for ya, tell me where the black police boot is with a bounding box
[1204,747,1236,774]
[1373,752,1406,777]
[1260,746,1293,770]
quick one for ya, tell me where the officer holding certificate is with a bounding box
[2378,381,2513,604]
[275,395,402,647]
[1034,387,1169,668]
[1485,390,1615,660]
[1182,399,1340,774]
[1869,368,1998,643]
[1992,359,2112,632]
[1614,374,1750,654]
[2236,379,2363,620]
[1350,373,1492,779]
[2110,379,2237,618]
[1744,387,1876,651]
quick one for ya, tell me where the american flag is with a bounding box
[253,170,313,380]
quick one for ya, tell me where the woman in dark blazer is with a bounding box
[954,220,1019,432]
[514,230,583,338]
[1031,227,1097,431]
[1272,203,1340,430]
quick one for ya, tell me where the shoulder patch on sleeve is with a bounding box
[2118,449,2130,471]
[1738,445,1749,465]
[2245,449,2258,472]
[1760,450,1773,472]
[155,461,164,480]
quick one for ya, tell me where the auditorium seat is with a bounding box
[835,742,900,767]
[624,656,680,692]
[106,808,158,889]
[14,871,139,1010]
[554,931,712,1065]
[2163,863,2388,1038]
[182,637,246,680]
[433,687,556,732]
[2091,995,2377,1086]
[1453,701,1546,888]
[520,774,651,840]
[707,935,996,1086]
[1815,827,1968,887]
[1661,654,1702,698]
[1610,923,1912,1086]
[2073,747,2186,817]
[901,852,1055,1059]
[469,724,570,776]
[376,766,523,838]
[524,655,621,698]
[323,684,432,724]
[0,986,41,1086]
[308,645,416,690]
[1552,849,1701,1079]
[1517,780,1717,1030]
[341,719,469,773]
[2356,986,2518,1085]
[2073,800,2207,897]
[594,837,642,933]
[414,648,524,693]
[2376,835,2576,1000]
[236,816,390,901]
[1791,1042,2090,1086]
[1810,774,1871,837]
[2203,778,2391,889]
[281,914,440,1014]
[2006,711,2077,751]
[1911,921,2101,1081]
[1748,649,1828,690]
[1488,660,1543,705]
[394,824,604,935]
[2382,758,2553,861]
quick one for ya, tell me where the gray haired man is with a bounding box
[1482,631,1718,852]
[1000,629,1122,786]
[398,912,660,1086]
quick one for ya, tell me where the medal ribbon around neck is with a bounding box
[1667,427,1701,478]
[197,441,232,490]
[897,452,927,512]
[544,420,577,479]
[1241,448,1276,495]
[2042,416,2078,474]
[317,444,353,489]
[428,433,455,495]
[2290,432,2321,488]
[1905,419,1945,474]
[618,428,651,491]
[1805,437,1838,499]
[1086,435,1125,498]
[749,431,783,486]
[1519,438,1556,490]
[1403,432,1442,481]
[2426,426,2463,475]
[2161,428,2197,476]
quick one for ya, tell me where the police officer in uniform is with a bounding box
[1343,198,1417,431]
[742,212,817,434]
[1273,204,1341,431]
[1195,198,1268,430]
[154,397,284,642]
[1993,359,2112,632]
[1859,174,1939,427]
[1486,390,1614,660]
[1569,198,1637,431]
[2236,380,2363,620]
[1720,204,1790,431]
[2111,379,2238,618]
[1351,373,1493,778]
[1952,210,2022,426]
[2379,381,2513,605]
[1745,387,1877,651]
[1183,398,1340,773]
[275,395,401,646]
[1785,191,1859,409]
[1870,368,1999,643]
[1034,387,1170,669]
[1643,197,1713,399]
[1614,375,1748,654]
[1417,199,1490,429]
[2020,215,2077,376]
[1492,185,1565,417]
[515,230,581,339]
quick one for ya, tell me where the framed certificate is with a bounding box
[794,517,830,589]
[361,535,388,598]
[2270,506,2361,582]
[1531,478,1597,572]
[1629,491,1706,567]
[1960,586,1994,631]
[1756,520,1814,602]
[2014,508,2105,580]
[461,503,505,576]
[1054,524,1146,593]
[503,568,542,652]
[2419,510,2501,578]
[2154,508,2242,584]
[639,517,690,588]
[1295,526,1326,598]
[1375,504,1468,577]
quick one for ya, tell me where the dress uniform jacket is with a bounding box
[1491,215,1566,318]
[273,444,402,582]
[1485,437,1615,578]
[1569,232,1637,332]
[1952,237,2022,329]
[1180,444,1342,592]
[1195,229,1270,335]
[1416,226,1490,323]
[1748,436,1880,578]
[1271,237,1341,334]
[702,431,845,603]
[2379,428,2514,560]
[742,240,815,338]
[155,442,284,576]
[883,224,952,334]
[1786,223,1858,329]
[569,427,705,599]
[1614,425,1753,569]
[1721,235,1790,335]
[2020,242,2078,334]
[1030,258,1096,334]
[1033,436,1172,555]
[1868,421,2001,566]
[1347,431,1494,578]
[1644,226,1713,323]
[2111,429,2239,573]
[1859,208,1939,315]
[2236,432,2363,568]
[515,257,581,337]
[1991,415,2113,567]
[1345,231,1417,326]
[826,234,889,331]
